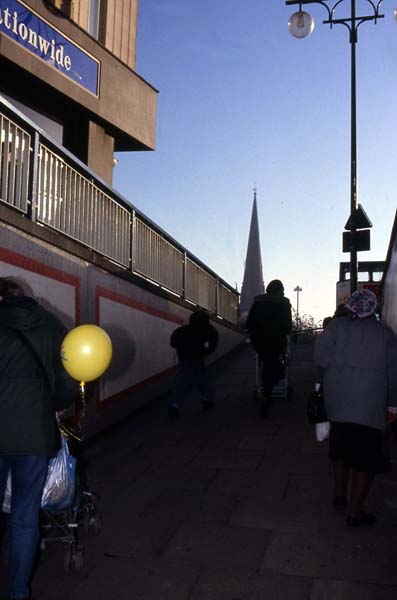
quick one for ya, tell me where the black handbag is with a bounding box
[307,384,327,424]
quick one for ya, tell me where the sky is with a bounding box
[114,1,397,323]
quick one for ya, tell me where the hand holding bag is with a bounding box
[41,436,76,512]
[307,383,330,442]
[307,383,327,425]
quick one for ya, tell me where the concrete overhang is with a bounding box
[0,0,158,151]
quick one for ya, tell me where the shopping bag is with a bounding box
[315,421,330,442]
[1,472,12,514]
[41,437,76,512]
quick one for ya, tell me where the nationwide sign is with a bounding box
[0,0,100,96]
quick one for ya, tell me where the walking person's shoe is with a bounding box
[260,395,271,418]
[202,400,215,412]
[168,405,180,417]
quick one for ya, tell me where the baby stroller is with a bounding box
[255,338,292,403]
[1,432,102,572]
[40,428,102,572]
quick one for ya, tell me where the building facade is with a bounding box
[0,0,157,183]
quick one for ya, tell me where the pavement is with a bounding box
[2,339,397,600]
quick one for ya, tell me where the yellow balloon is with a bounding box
[61,325,112,383]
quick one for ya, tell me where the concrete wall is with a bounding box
[382,213,397,334]
[0,221,244,437]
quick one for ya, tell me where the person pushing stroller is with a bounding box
[246,279,292,417]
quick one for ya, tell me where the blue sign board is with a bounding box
[0,0,100,96]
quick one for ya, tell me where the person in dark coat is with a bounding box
[168,310,219,416]
[314,289,397,526]
[246,279,292,417]
[0,277,77,600]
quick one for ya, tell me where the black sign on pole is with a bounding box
[343,229,370,253]
[344,204,372,231]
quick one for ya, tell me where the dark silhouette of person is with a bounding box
[334,303,347,318]
[246,280,292,417]
[0,277,77,600]
[168,310,219,417]
[323,316,333,329]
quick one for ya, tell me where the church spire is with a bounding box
[239,188,264,322]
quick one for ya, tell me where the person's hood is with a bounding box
[0,295,49,331]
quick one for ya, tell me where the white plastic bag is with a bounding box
[41,437,76,512]
[1,472,12,514]
[315,421,330,442]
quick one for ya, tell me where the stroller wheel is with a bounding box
[90,514,102,534]
[71,546,85,572]
[64,545,72,571]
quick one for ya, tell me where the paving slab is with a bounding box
[230,494,338,534]
[191,448,264,471]
[139,489,239,526]
[261,529,397,585]
[207,468,287,500]
[160,522,270,569]
[310,579,397,600]
[189,566,312,600]
[130,465,219,495]
[71,557,201,600]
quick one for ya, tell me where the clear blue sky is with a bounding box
[114,1,397,323]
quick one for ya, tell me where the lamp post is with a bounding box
[285,0,392,293]
[294,285,302,329]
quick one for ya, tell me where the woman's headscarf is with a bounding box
[345,289,377,319]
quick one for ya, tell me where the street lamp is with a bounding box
[294,285,302,329]
[285,0,393,293]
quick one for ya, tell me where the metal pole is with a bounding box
[294,285,302,328]
[350,0,358,293]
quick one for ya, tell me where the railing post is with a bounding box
[215,278,219,317]
[182,251,187,300]
[130,209,136,273]
[27,130,40,222]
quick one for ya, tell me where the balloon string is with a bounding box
[59,381,87,442]
[79,381,87,420]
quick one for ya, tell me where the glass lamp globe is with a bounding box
[394,8,397,22]
[288,10,315,39]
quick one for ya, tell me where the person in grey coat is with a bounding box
[314,289,397,527]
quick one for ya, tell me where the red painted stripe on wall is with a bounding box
[95,286,183,409]
[97,365,176,410]
[96,285,184,325]
[0,247,80,324]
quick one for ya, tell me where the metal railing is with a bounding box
[0,113,30,213]
[37,144,131,267]
[185,258,217,313]
[134,217,184,294]
[0,97,239,324]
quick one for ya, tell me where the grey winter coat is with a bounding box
[314,315,397,431]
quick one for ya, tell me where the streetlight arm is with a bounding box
[286,0,333,20]
[285,0,385,26]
